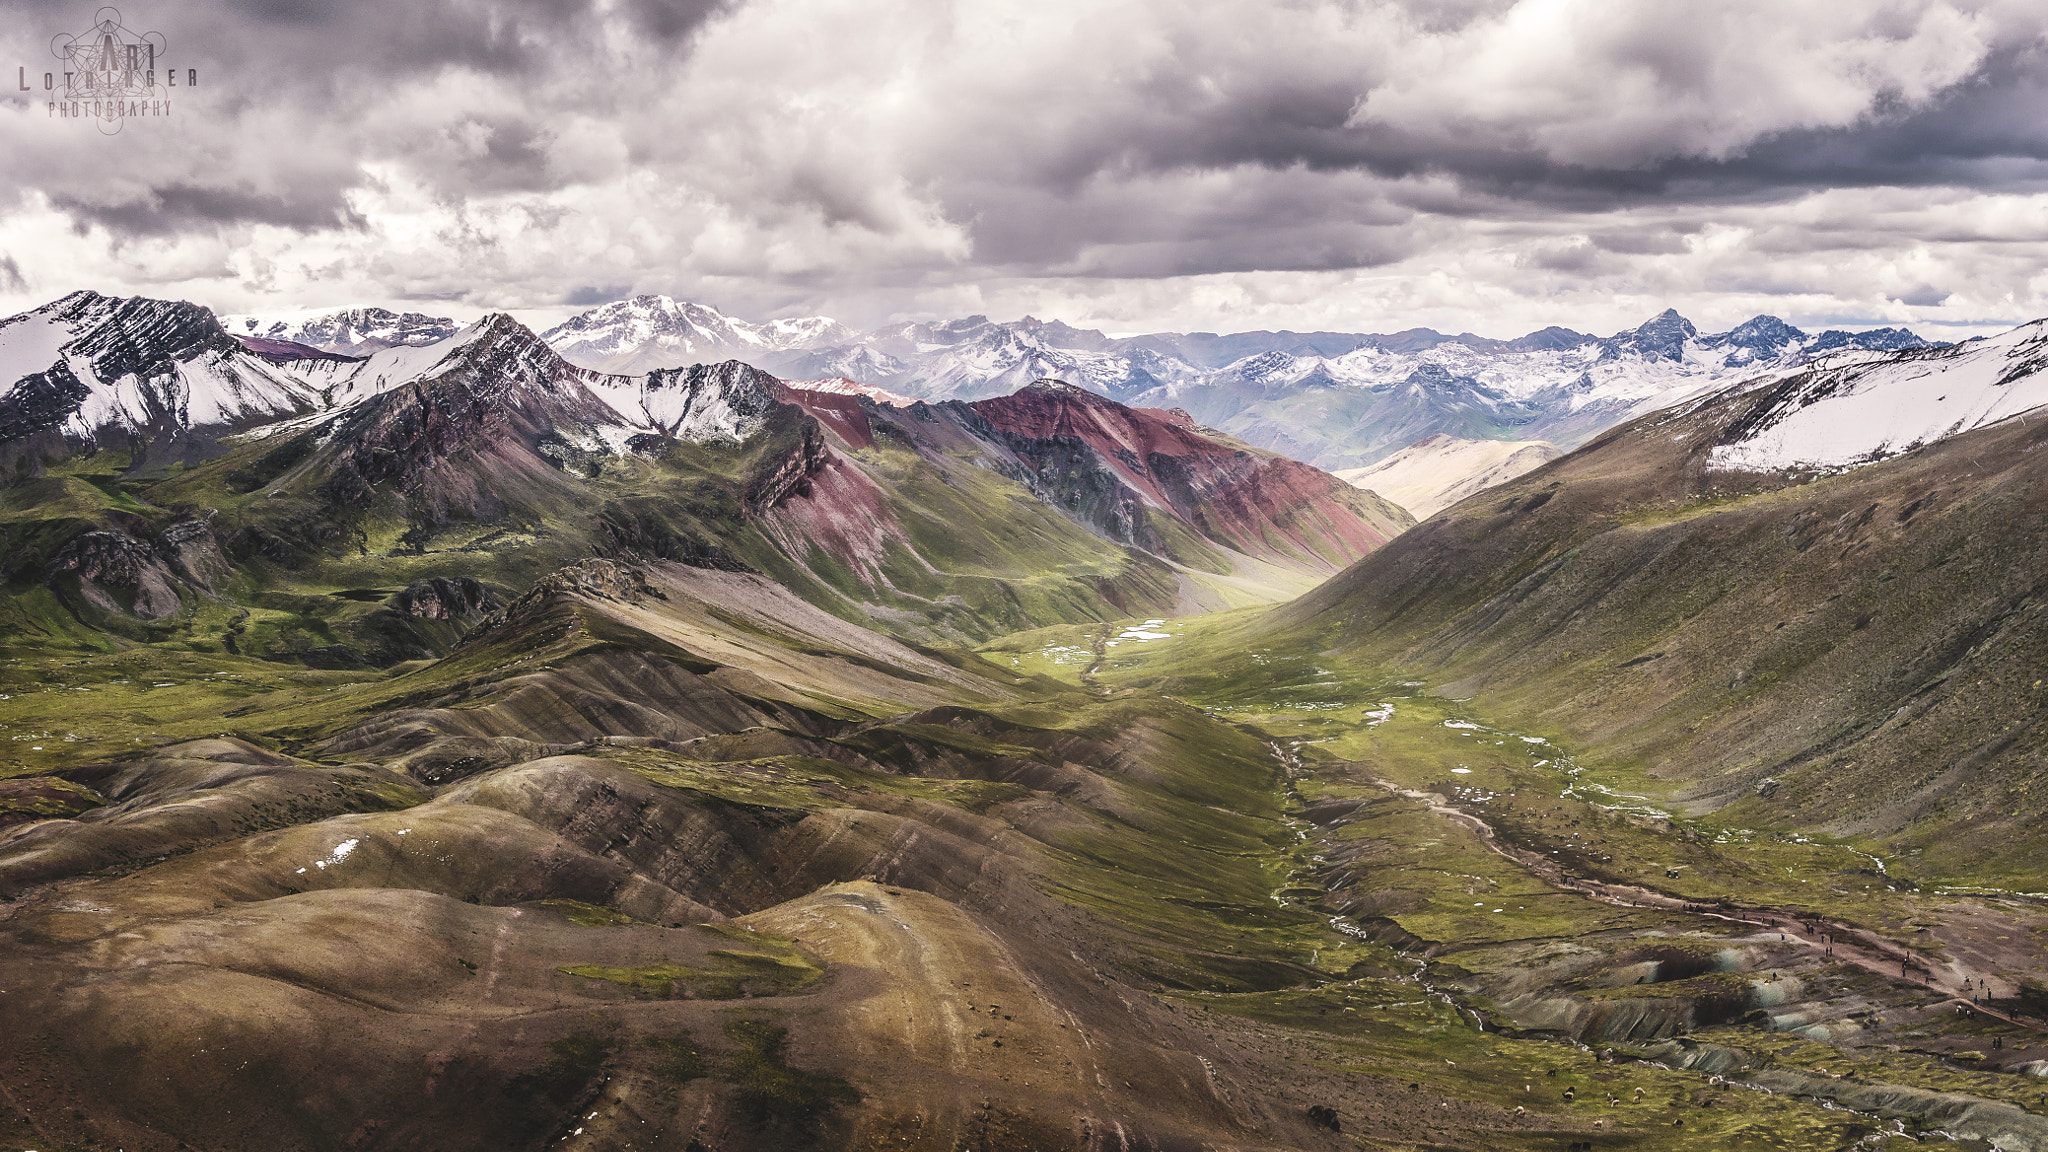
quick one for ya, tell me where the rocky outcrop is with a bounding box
[156,517,230,593]
[37,517,229,620]
[45,531,184,619]
[393,577,501,622]
[742,416,830,516]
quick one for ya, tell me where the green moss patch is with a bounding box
[537,898,635,927]
[560,925,823,1000]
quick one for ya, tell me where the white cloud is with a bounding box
[0,0,2043,339]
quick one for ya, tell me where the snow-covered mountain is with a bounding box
[1136,309,1937,470]
[0,289,1961,485]
[0,294,810,460]
[233,307,462,356]
[535,296,1937,471]
[841,315,1197,398]
[1709,319,2048,473]
[267,315,790,452]
[540,295,851,376]
[0,291,326,448]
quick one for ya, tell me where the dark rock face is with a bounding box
[0,361,91,443]
[1705,315,1808,366]
[1809,326,1928,354]
[393,577,502,622]
[739,412,826,516]
[155,518,230,593]
[316,314,628,524]
[1603,308,1699,363]
[52,291,241,385]
[0,291,316,461]
[45,531,184,619]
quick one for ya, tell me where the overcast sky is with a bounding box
[2,0,2046,339]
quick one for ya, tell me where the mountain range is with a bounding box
[245,295,1936,475]
[0,290,1408,667]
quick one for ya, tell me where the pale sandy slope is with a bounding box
[1335,434,1561,519]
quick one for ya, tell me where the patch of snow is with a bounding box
[312,837,362,870]
[784,376,914,406]
[0,310,74,386]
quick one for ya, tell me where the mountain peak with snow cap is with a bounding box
[1,290,318,448]
[1017,377,1103,400]
[541,295,850,375]
[1709,316,2048,473]
[244,307,460,356]
[1606,308,1700,363]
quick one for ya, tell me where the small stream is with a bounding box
[1256,728,2042,1148]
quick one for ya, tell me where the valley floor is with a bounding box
[1079,609,2048,1149]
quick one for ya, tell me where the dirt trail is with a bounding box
[1371,776,2048,1036]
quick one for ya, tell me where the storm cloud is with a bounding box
[0,0,2044,338]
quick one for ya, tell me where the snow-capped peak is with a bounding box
[229,306,460,356]
[1708,319,2048,472]
[541,295,851,375]
[0,290,324,441]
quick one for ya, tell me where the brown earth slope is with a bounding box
[0,558,1402,1151]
